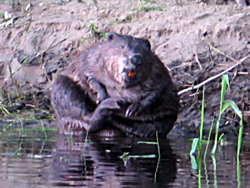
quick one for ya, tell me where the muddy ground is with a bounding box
[0,0,250,137]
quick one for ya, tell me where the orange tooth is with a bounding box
[128,71,135,78]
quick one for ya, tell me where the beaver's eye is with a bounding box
[130,55,142,66]
[120,45,125,49]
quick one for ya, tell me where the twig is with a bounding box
[194,53,202,70]
[178,42,250,96]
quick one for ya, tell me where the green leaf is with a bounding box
[218,133,224,143]
[136,6,163,12]
[120,153,156,159]
[190,154,198,170]
[221,100,232,114]
[138,141,157,144]
[229,100,242,118]
[221,100,242,118]
[190,138,199,155]
[220,74,229,106]
[222,74,230,89]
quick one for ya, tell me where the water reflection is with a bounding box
[51,135,177,187]
[0,131,55,188]
[1,127,250,188]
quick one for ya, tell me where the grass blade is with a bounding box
[211,74,230,155]
[199,85,206,153]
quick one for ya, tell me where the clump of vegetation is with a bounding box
[189,74,243,187]
[136,6,163,12]
[190,74,243,156]
[136,0,163,12]
[142,0,157,4]
[120,131,161,182]
[88,23,107,40]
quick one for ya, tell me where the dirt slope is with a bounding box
[0,0,250,136]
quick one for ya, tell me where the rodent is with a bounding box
[51,32,180,137]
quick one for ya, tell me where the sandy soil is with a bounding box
[0,0,250,137]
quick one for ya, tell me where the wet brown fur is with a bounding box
[51,32,180,137]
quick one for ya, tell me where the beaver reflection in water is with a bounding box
[51,32,180,137]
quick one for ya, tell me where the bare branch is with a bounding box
[178,41,250,96]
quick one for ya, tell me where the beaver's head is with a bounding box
[104,32,153,88]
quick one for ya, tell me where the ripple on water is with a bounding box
[1,127,250,188]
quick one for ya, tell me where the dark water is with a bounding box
[1,124,250,188]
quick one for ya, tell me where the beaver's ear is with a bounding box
[143,39,151,51]
[107,32,118,41]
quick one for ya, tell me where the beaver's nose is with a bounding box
[130,55,142,66]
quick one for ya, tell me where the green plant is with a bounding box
[136,6,163,12]
[120,131,161,182]
[142,0,156,4]
[190,74,243,155]
[0,104,10,115]
[190,85,206,155]
[189,74,243,188]
[81,37,89,42]
[88,23,98,32]
[211,75,243,155]
[211,74,229,154]
[88,23,107,40]
[199,85,206,152]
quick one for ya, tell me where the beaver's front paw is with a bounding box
[87,76,108,104]
[96,91,108,104]
[125,102,142,117]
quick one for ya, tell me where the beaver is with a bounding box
[51,32,180,137]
